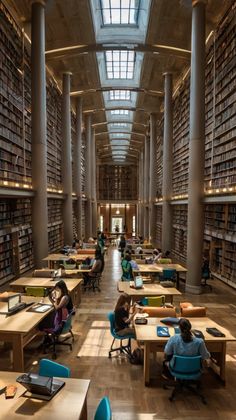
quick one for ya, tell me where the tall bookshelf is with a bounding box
[156,118,163,199]
[0,198,33,284]
[155,206,162,247]
[172,205,188,265]
[172,77,190,195]
[0,2,32,187]
[98,165,138,200]
[47,199,64,252]
[46,80,62,189]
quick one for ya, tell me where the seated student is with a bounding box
[146,249,162,264]
[38,280,73,333]
[157,250,172,263]
[114,293,139,337]
[162,318,210,379]
[83,248,104,287]
[136,246,143,255]
[121,253,133,281]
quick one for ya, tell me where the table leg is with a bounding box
[80,398,88,420]
[12,334,24,372]
[144,342,151,386]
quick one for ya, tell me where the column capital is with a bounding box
[163,72,172,77]
[63,71,73,76]
[31,0,46,6]
[192,0,207,6]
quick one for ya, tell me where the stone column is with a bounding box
[186,0,206,294]
[62,72,73,245]
[144,137,150,239]
[149,113,157,246]
[85,114,92,239]
[74,97,83,239]
[162,73,173,254]
[31,0,48,267]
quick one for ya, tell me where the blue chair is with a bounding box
[167,355,206,404]
[159,269,177,287]
[42,313,74,359]
[39,358,70,378]
[94,396,112,420]
[107,312,135,358]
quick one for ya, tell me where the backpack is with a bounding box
[130,348,144,365]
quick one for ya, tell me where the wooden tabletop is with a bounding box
[0,296,53,334]
[133,263,187,273]
[10,277,82,292]
[0,371,90,420]
[135,317,236,343]
[43,253,94,262]
[118,282,181,296]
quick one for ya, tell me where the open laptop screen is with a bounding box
[8,294,21,310]
[134,276,143,288]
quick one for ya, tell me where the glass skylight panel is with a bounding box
[101,0,140,26]
[111,109,129,115]
[105,50,135,79]
[109,122,129,128]
[109,90,131,100]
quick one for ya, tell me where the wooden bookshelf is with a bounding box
[155,206,162,247]
[156,118,163,199]
[172,205,188,265]
[172,77,190,195]
[47,198,64,251]
[98,165,138,200]
[46,79,62,188]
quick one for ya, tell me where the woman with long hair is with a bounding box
[162,318,210,379]
[114,293,139,337]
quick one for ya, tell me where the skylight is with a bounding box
[111,109,129,115]
[101,0,140,26]
[109,90,131,100]
[105,50,135,79]
[109,122,130,128]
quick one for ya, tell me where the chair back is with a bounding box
[63,261,77,270]
[94,396,112,420]
[181,306,206,317]
[158,258,172,264]
[25,286,47,297]
[147,295,165,307]
[61,313,73,334]
[163,269,176,280]
[169,355,202,380]
[107,312,116,337]
[143,306,176,317]
[180,302,193,309]
[39,358,70,378]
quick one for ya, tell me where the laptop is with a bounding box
[0,293,27,315]
[16,373,65,401]
[134,276,143,289]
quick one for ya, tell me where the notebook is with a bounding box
[26,303,53,313]
[160,317,180,326]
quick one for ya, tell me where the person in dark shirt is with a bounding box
[114,293,139,337]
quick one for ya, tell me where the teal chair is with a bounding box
[39,358,70,378]
[166,355,206,404]
[107,312,135,358]
[94,396,112,420]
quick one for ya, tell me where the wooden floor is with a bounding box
[1,248,236,419]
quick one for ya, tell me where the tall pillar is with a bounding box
[85,114,92,239]
[186,0,206,294]
[91,128,97,235]
[162,73,173,253]
[149,113,157,246]
[74,97,83,239]
[144,137,150,239]
[138,151,144,237]
[62,72,73,245]
[31,0,48,267]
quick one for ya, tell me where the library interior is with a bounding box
[0,0,236,418]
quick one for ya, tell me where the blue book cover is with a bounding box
[157,326,170,337]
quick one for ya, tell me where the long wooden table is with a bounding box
[118,281,181,303]
[0,296,54,372]
[43,253,95,269]
[10,277,82,308]
[133,263,187,288]
[135,317,236,386]
[0,371,90,419]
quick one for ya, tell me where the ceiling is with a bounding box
[5,0,233,165]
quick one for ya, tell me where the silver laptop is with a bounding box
[0,294,26,315]
[134,276,143,289]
